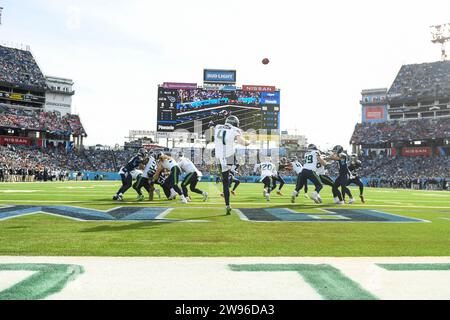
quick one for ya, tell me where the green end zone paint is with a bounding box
[229,264,378,300]
[0,264,84,300]
[237,208,428,223]
[377,263,450,271]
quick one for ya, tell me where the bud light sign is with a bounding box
[260,92,280,105]
[204,69,236,84]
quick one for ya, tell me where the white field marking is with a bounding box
[412,193,450,197]
[57,186,95,189]
[234,209,249,221]
[370,210,431,223]
[0,257,449,300]
[0,271,35,292]
[155,208,174,220]
[0,190,41,193]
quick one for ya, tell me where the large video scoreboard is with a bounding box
[157,85,280,134]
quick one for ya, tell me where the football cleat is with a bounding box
[203,192,209,202]
[137,194,144,201]
[155,189,161,199]
[112,195,118,201]
[360,195,365,203]
[311,192,320,204]
[277,190,283,196]
[180,197,188,204]
[304,193,310,199]
[348,198,355,204]
[231,190,236,196]
[226,206,232,215]
[291,191,298,203]
[266,193,271,202]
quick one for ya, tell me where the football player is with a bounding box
[271,159,287,196]
[287,156,309,200]
[214,116,251,215]
[291,144,326,204]
[177,152,208,202]
[344,154,365,203]
[113,148,147,201]
[133,151,160,201]
[153,153,188,204]
[329,145,355,204]
[254,157,277,202]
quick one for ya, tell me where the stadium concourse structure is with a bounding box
[350,60,450,189]
[0,44,86,150]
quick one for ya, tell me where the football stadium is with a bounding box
[0,1,449,307]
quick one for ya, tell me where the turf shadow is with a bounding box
[80,221,172,233]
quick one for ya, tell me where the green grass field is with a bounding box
[0,181,449,257]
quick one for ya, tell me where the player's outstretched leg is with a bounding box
[310,172,323,204]
[276,175,285,196]
[114,173,132,201]
[222,170,232,215]
[231,177,240,196]
[355,178,365,203]
[332,177,344,204]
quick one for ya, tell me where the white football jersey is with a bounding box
[292,161,303,175]
[316,162,328,175]
[214,124,242,159]
[131,170,143,180]
[161,157,178,170]
[143,156,157,177]
[255,162,277,180]
[178,157,202,177]
[303,150,320,171]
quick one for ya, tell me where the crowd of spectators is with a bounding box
[0,46,46,88]
[0,105,86,136]
[388,61,450,101]
[350,117,450,145]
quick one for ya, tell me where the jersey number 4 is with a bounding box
[217,130,227,145]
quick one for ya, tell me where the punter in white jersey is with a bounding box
[291,144,326,204]
[254,158,277,202]
[214,116,250,215]
[177,152,208,202]
[153,153,188,204]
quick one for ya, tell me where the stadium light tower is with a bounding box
[430,23,450,61]
[0,7,3,25]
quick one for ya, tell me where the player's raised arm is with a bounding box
[236,134,251,147]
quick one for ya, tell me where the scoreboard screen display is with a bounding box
[157,87,280,134]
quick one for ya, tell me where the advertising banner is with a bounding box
[162,82,197,90]
[0,136,32,146]
[260,92,280,105]
[203,69,236,84]
[401,147,432,157]
[363,106,387,123]
[242,85,276,92]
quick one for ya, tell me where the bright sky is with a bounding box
[1,0,449,150]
